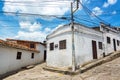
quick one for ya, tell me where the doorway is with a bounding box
[92,40,98,59]
[44,50,46,61]
[113,39,116,51]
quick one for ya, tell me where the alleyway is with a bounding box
[3,57,120,80]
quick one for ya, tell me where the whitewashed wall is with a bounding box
[47,25,72,68]
[47,24,104,68]
[74,24,104,66]
[36,44,46,62]
[0,44,45,75]
[102,30,120,55]
[47,23,120,68]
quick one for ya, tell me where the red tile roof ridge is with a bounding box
[7,38,41,43]
[6,38,46,46]
[0,39,40,53]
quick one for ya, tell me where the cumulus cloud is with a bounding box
[112,11,117,14]
[2,0,83,42]
[2,0,73,42]
[4,19,52,42]
[92,7,103,16]
[103,0,117,8]
[3,0,73,16]
[19,21,41,32]
[47,23,65,37]
[103,2,109,7]
[0,37,5,40]
[83,0,91,4]
[52,24,64,31]
[107,0,117,4]
[44,27,52,33]
[14,31,47,42]
[14,21,52,42]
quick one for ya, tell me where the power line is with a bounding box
[79,1,110,25]
[0,18,69,23]
[75,13,120,17]
[0,0,73,2]
[1,2,72,8]
[0,0,74,3]
[74,16,99,25]
[74,17,99,26]
[80,2,108,24]
[3,3,71,7]
[74,18,98,27]
[2,2,71,5]
[0,11,70,18]
[0,0,74,8]
[0,18,70,28]
[1,0,119,27]
[78,1,97,26]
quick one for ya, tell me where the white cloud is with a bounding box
[3,0,84,17]
[103,2,109,7]
[20,21,41,32]
[83,0,91,4]
[92,7,103,16]
[103,0,117,8]
[46,23,65,37]
[13,20,53,42]
[112,11,117,14]
[0,37,5,40]
[53,24,64,31]
[14,31,47,42]
[2,0,83,42]
[108,0,117,4]
[3,0,73,16]
[44,27,52,33]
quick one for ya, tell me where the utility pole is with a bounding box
[71,0,79,72]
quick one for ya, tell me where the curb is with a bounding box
[43,67,81,75]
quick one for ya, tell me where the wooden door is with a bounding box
[113,39,116,51]
[92,40,98,59]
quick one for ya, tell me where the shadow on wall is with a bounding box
[0,62,44,79]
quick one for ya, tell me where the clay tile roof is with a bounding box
[6,38,46,46]
[0,39,40,53]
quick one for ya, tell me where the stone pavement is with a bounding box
[3,57,120,80]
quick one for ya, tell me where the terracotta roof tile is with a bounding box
[6,38,46,46]
[0,39,40,53]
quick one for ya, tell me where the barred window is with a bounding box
[59,40,66,49]
[107,37,111,44]
[50,43,54,51]
[98,42,103,49]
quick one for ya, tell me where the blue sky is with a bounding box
[0,0,120,42]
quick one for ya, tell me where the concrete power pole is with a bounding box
[71,0,79,72]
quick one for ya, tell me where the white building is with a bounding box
[0,39,46,75]
[46,23,120,69]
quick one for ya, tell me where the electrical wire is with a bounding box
[74,19,98,27]
[0,0,120,27]
[0,11,70,18]
[0,0,74,3]
[74,16,99,25]
[79,1,110,25]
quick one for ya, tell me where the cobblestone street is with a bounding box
[3,57,120,80]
